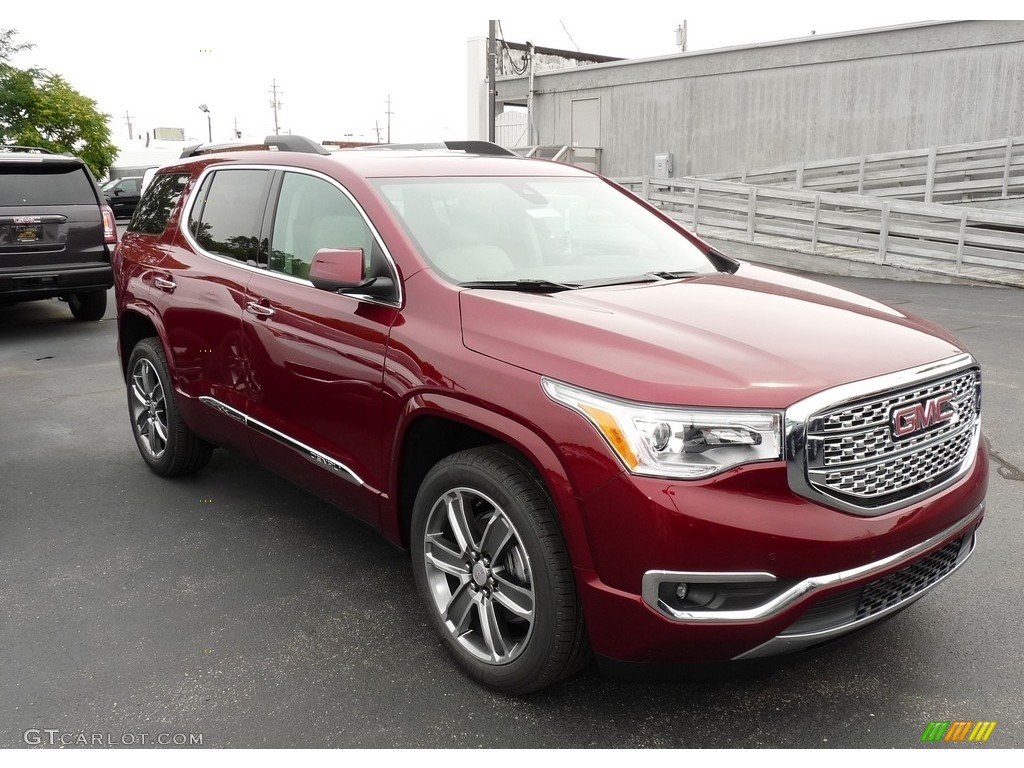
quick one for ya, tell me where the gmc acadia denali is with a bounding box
[111,143,987,693]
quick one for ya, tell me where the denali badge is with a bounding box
[891,393,955,438]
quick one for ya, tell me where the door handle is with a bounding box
[154,276,176,292]
[245,301,275,318]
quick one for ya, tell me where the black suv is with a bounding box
[101,176,143,219]
[0,146,117,321]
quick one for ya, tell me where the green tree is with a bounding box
[1,29,118,178]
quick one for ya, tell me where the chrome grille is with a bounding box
[814,426,975,499]
[788,360,981,514]
[817,371,978,466]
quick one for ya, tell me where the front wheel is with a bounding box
[126,338,213,476]
[411,446,589,694]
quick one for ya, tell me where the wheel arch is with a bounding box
[384,394,594,573]
[118,308,161,380]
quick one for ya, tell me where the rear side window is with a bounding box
[188,169,272,263]
[128,174,189,234]
[0,163,96,206]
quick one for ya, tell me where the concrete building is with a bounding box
[475,20,1024,179]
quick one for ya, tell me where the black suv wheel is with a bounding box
[67,290,107,321]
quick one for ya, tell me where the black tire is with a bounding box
[126,338,213,476]
[411,445,589,694]
[68,290,107,321]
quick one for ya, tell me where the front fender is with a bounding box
[382,391,596,573]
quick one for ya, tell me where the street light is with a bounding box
[198,104,211,142]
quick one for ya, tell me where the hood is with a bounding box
[459,265,965,408]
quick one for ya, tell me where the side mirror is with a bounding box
[309,248,395,299]
[310,248,365,291]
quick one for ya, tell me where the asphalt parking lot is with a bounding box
[1,274,1022,749]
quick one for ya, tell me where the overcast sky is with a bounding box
[2,1,1014,153]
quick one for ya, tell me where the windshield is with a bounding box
[373,176,716,286]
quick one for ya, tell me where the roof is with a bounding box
[0,147,84,166]
[156,148,593,180]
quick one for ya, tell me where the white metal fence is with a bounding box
[698,137,1024,205]
[618,175,1024,285]
[495,111,528,150]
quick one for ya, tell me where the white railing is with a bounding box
[698,137,1024,205]
[514,146,602,172]
[619,175,1024,283]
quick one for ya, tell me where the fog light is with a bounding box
[675,583,688,600]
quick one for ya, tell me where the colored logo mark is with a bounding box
[921,721,996,742]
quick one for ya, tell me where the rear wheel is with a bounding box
[411,446,589,694]
[127,338,213,476]
[68,290,107,321]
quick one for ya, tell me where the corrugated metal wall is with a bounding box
[494,21,1024,178]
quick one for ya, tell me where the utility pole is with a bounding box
[269,79,283,135]
[675,21,688,52]
[375,120,381,144]
[385,95,393,143]
[123,110,135,141]
[487,20,497,142]
[233,117,241,139]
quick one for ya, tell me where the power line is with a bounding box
[496,20,528,76]
[559,19,581,52]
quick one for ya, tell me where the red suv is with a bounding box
[111,142,987,693]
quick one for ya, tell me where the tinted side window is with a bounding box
[189,170,271,263]
[128,174,189,234]
[269,172,374,279]
[0,164,96,206]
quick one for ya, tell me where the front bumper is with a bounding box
[573,442,988,664]
[644,505,979,658]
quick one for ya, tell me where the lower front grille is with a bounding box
[784,534,970,636]
[856,536,963,618]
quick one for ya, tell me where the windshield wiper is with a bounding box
[458,279,578,293]
[646,270,702,280]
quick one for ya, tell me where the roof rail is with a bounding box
[343,140,516,157]
[0,145,55,155]
[179,134,330,159]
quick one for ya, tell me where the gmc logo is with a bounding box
[891,393,956,438]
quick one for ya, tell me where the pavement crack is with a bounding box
[989,448,1024,481]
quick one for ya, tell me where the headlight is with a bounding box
[542,378,783,479]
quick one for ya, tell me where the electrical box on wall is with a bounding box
[654,153,673,177]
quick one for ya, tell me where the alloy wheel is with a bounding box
[130,358,168,460]
[421,487,536,664]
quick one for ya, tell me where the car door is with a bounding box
[153,167,274,457]
[241,169,400,526]
[120,177,142,217]
[108,179,131,217]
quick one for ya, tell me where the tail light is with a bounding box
[101,205,117,245]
